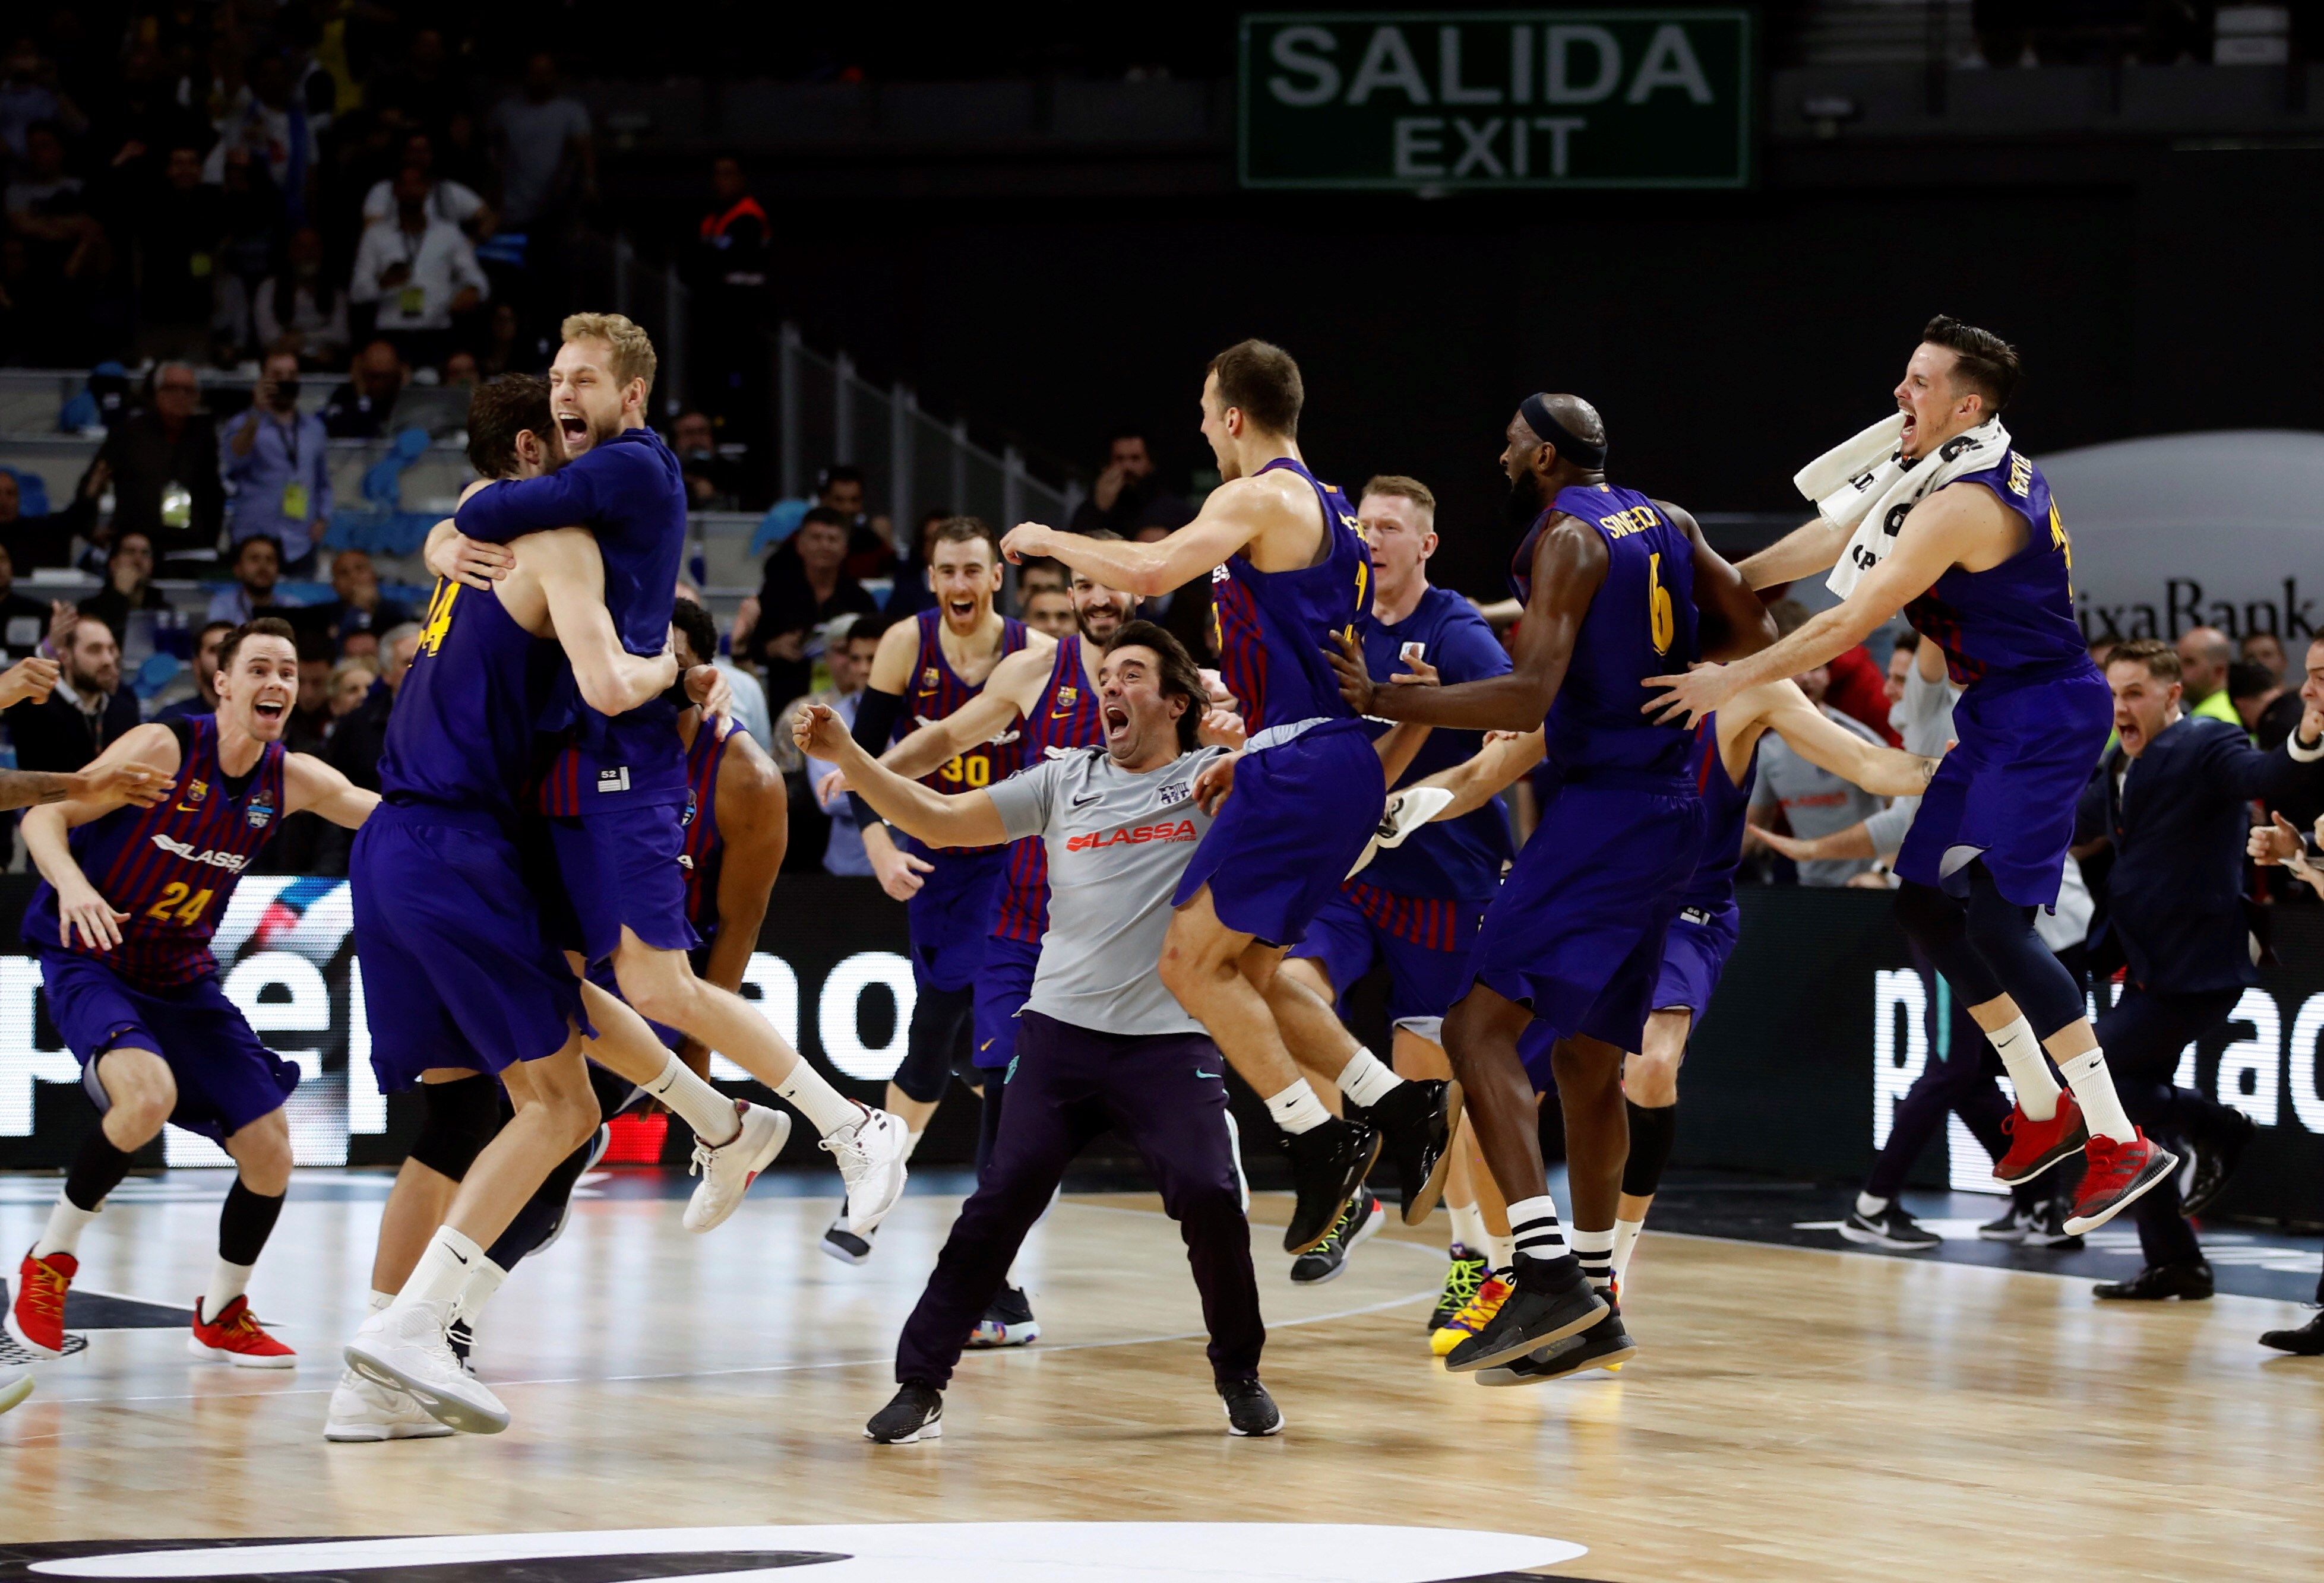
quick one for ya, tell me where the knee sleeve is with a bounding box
[409,1074,502,1181]
[891,985,973,1105]
[1959,863,2085,1038]
[1893,880,2007,1006]
[1621,1100,1677,1199]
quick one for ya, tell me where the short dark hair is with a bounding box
[235,533,283,566]
[841,615,887,648]
[1205,339,1304,438]
[820,464,865,492]
[2107,637,2181,684]
[1891,629,1920,653]
[1103,618,1207,752]
[1921,315,2021,411]
[929,515,999,558]
[296,631,337,664]
[797,505,850,534]
[467,374,552,477]
[220,615,299,673]
[2227,661,2275,703]
[195,619,238,651]
[109,530,153,561]
[671,596,718,669]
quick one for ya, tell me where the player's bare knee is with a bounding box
[97,1048,175,1137]
[229,1114,293,1195]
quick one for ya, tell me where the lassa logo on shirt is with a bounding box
[1064,818,1198,853]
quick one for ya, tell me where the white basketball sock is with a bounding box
[33,1196,99,1261]
[1987,1017,2061,1121]
[2059,1047,2138,1144]
[1507,1193,1569,1262]
[203,1258,254,1318]
[1855,1191,1890,1218]
[368,1290,395,1313]
[1570,1227,1615,1291]
[774,1064,864,1138]
[1612,1217,1646,1283]
[1335,1047,1402,1109]
[394,1227,489,1311]
[1485,1233,1516,1272]
[455,1255,507,1325]
[647,1055,739,1147]
[1449,1199,1488,1257]
[1263,1079,1332,1136]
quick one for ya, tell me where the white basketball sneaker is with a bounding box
[684,1101,792,1234]
[323,1365,455,1442]
[821,1106,909,1236]
[0,1362,31,1416]
[344,1299,508,1435]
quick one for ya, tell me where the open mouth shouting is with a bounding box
[251,696,289,732]
[944,596,979,626]
[1102,701,1131,743]
[556,411,592,452]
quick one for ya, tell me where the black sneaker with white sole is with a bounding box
[1218,1377,1283,1436]
[1838,1204,1940,1252]
[1444,1259,1607,1373]
[1360,1078,1461,1226]
[821,1216,876,1265]
[1978,1204,2034,1243]
[2018,1198,2085,1252]
[2181,1109,2256,1219]
[865,1382,943,1443]
[1290,1193,1384,1285]
[966,1285,1040,1348]
[1280,1117,1380,1255]
[1476,1301,1638,1386]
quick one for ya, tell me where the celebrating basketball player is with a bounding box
[10,618,378,1372]
[1003,341,1457,1258]
[1646,316,2176,1237]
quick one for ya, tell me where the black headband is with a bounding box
[1520,393,1607,471]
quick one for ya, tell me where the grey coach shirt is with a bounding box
[984,743,1230,1038]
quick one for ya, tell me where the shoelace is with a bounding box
[1438,1260,1485,1310]
[20,1261,66,1325]
[1452,1278,1511,1330]
[2080,1132,2144,1188]
[820,1116,875,1172]
[689,1104,751,1179]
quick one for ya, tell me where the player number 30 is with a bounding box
[940,753,991,789]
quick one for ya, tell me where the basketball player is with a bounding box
[1648,317,2175,1235]
[1270,475,1513,1303]
[448,316,907,1250]
[1002,341,1457,1256]
[801,621,1283,1442]
[1330,392,1776,1383]
[830,518,1029,1261]
[8,618,379,1370]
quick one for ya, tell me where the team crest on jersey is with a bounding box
[1054,685,1078,711]
[245,792,274,830]
[922,666,941,689]
[184,778,210,806]
[1156,780,1191,805]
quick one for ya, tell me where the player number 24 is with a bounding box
[1647,552,1675,655]
[143,882,214,927]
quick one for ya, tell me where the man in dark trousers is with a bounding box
[2076,639,2324,1300]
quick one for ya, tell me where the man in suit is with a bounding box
[5,615,142,776]
[2075,638,2324,1300]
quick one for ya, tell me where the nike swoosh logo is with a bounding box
[175,803,201,812]
[1071,794,1099,807]
[449,1249,470,1265]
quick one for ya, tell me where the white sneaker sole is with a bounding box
[1223,1402,1285,1437]
[344,1343,509,1435]
[1837,1222,1939,1253]
[187,1334,297,1369]
[0,1373,31,1415]
[866,1415,941,1444]
[966,1321,1041,1349]
[1291,1202,1386,1286]
[324,1414,457,1442]
[685,1107,793,1234]
[2064,1146,2180,1236]
[819,1229,874,1266]
[5,1302,67,1361]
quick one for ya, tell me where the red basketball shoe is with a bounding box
[189,1295,296,1368]
[2065,1129,2180,1236]
[7,1249,75,1359]
[1994,1091,2089,1185]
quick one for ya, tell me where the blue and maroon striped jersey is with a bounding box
[1902,450,2091,688]
[1680,711,1758,912]
[678,713,736,944]
[24,717,288,987]
[1209,457,1371,737]
[991,635,1106,943]
[893,607,1029,854]
[1338,878,1472,954]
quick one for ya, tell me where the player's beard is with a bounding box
[1504,468,1549,533]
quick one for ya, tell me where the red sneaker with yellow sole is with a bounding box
[188,1295,296,1369]
[7,1248,75,1359]
[1995,1091,2089,1185]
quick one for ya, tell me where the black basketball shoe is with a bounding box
[1281,1116,1380,1255]
[865,1382,944,1443]
[1476,1300,1639,1386]
[2260,1311,2324,1356]
[1218,1377,1284,1436]
[2181,1109,2256,1219]
[1838,1204,1940,1252]
[1444,1258,1607,1373]
[1361,1078,1462,1225]
[1291,1192,1384,1285]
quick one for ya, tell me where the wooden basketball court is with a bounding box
[2,1172,2316,1581]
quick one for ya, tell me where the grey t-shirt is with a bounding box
[1863,658,1957,857]
[985,743,1229,1037]
[1751,705,1889,887]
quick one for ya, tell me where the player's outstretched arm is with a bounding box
[423,518,517,591]
[284,752,381,830]
[23,725,183,951]
[1740,679,1940,799]
[1000,480,1267,597]
[795,704,1007,850]
[1412,729,1547,822]
[877,638,1054,783]
[0,761,169,813]
[524,528,681,715]
[0,653,61,711]
[1332,518,1607,733]
[1736,515,1851,591]
[453,445,616,543]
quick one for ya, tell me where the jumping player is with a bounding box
[1331,392,1776,1383]
[804,621,1285,1443]
[1648,316,2176,1236]
[833,517,1030,1259]
[10,618,378,1371]
[1003,340,1456,1256]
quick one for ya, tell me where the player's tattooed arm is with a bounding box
[0,761,169,813]
[794,703,1009,850]
[22,726,183,951]
[283,752,380,829]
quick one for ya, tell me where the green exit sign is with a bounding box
[1239,11,1754,191]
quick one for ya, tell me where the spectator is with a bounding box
[348,166,488,369]
[77,530,170,648]
[478,299,541,377]
[1066,430,1194,539]
[5,615,138,774]
[201,54,318,219]
[135,143,226,363]
[328,657,378,719]
[442,350,479,385]
[1016,561,1068,599]
[369,29,467,144]
[153,619,236,724]
[487,53,594,232]
[340,629,380,664]
[68,363,225,559]
[308,547,413,652]
[5,120,108,361]
[774,613,884,878]
[360,131,492,236]
[221,346,334,572]
[672,582,770,746]
[1768,599,1900,746]
[1,38,83,157]
[2175,625,2241,727]
[307,620,418,873]
[1744,664,1890,887]
[881,507,952,618]
[811,464,894,581]
[1022,585,1075,638]
[0,467,69,569]
[0,541,53,661]
[671,409,742,509]
[690,153,770,429]
[252,226,351,369]
[280,633,335,754]
[748,505,877,710]
[322,339,409,438]
[210,145,286,353]
[205,534,305,625]
[2243,631,2288,686]
[2231,660,2306,752]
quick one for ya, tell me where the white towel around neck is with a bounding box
[1797,412,2012,599]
